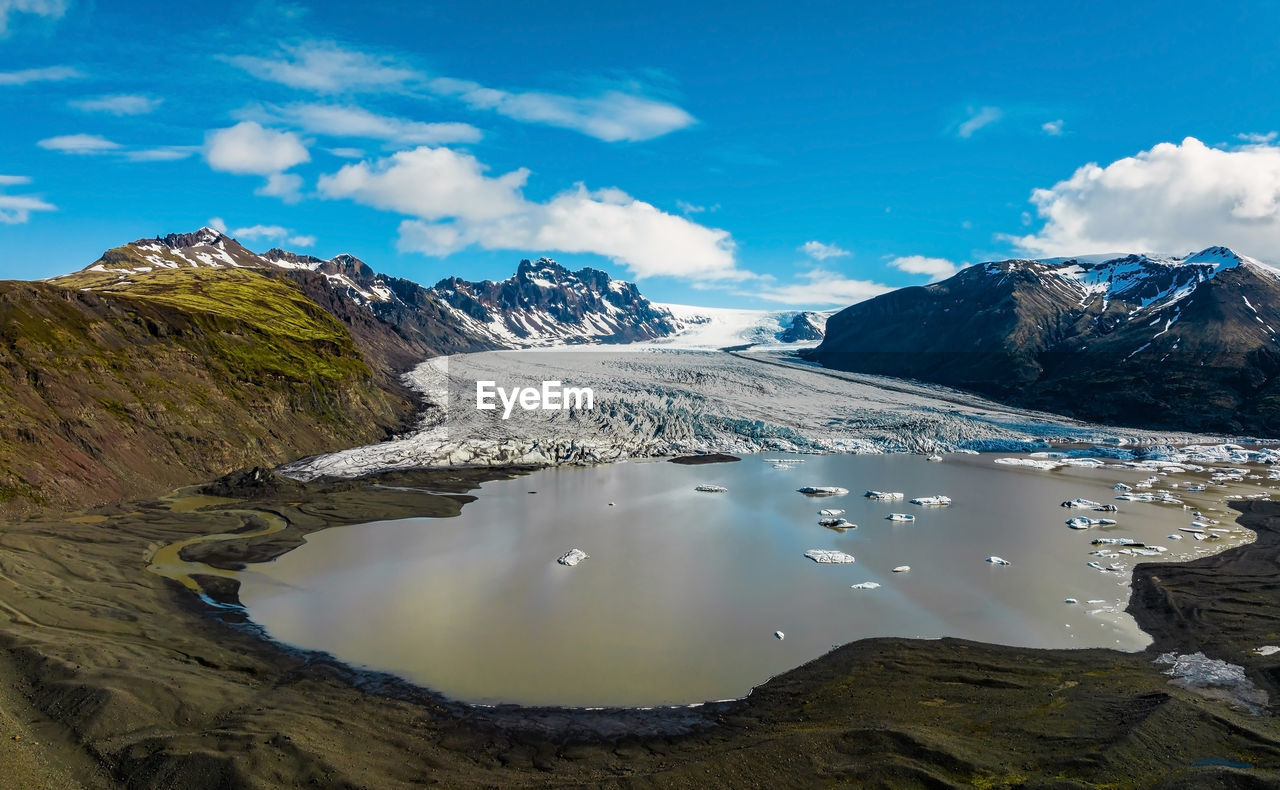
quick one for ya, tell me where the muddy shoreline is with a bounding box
[2,467,1280,787]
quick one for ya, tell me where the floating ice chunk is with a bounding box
[818,508,845,516]
[994,457,1059,470]
[864,490,904,500]
[695,484,728,493]
[850,582,881,590]
[557,548,589,566]
[926,455,943,462]
[985,556,1011,565]
[1086,561,1105,570]
[886,513,915,522]
[1114,483,1133,491]
[910,495,952,506]
[1068,517,1117,529]
[1064,598,1078,604]
[819,517,854,529]
[798,486,849,496]
[1168,534,1183,540]
[892,565,911,573]
[1062,497,1103,509]
[774,631,785,640]
[805,549,855,564]
[1091,537,1139,545]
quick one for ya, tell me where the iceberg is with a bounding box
[985,556,1011,565]
[910,495,952,506]
[819,517,854,529]
[926,454,943,462]
[774,631,785,640]
[850,582,881,590]
[1062,498,1103,509]
[865,490,904,500]
[798,486,849,496]
[556,548,589,566]
[892,565,911,573]
[804,549,855,564]
[695,484,728,493]
[886,513,915,522]
[818,508,845,516]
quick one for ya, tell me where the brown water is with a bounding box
[234,453,1260,707]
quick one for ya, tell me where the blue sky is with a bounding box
[3,0,1280,307]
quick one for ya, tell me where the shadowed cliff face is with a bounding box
[0,268,414,517]
[810,249,1280,436]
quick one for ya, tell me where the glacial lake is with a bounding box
[234,453,1260,707]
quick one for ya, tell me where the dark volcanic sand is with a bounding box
[1,470,1280,788]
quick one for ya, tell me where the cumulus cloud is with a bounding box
[429,77,696,142]
[0,0,67,34]
[255,172,304,203]
[887,255,960,281]
[957,106,1002,138]
[0,64,78,84]
[0,174,54,223]
[226,42,418,93]
[244,102,482,146]
[1008,136,1280,259]
[70,94,163,115]
[319,145,740,280]
[800,240,851,261]
[37,133,120,154]
[749,268,891,306]
[205,121,309,175]
[229,223,315,247]
[1042,119,1064,136]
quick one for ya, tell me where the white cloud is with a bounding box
[0,64,78,84]
[1008,136,1280,259]
[319,145,741,280]
[677,199,717,215]
[1042,119,1064,136]
[326,146,365,158]
[70,94,163,116]
[749,268,891,306]
[123,146,198,162]
[255,172,304,203]
[800,240,851,261]
[887,255,959,281]
[429,78,695,142]
[231,224,291,241]
[246,102,482,146]
[0,0,67,34]
[0,175,53,223]
[37,133,121,154]
[226,41,418,93]
[1238,131,1278,145]
[205,121,309,175]
[957,106,1002,138]
[219,222,314,248]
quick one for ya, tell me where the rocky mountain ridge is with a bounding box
[809,246,1280,434]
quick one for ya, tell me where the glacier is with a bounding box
[282,348,1251,481]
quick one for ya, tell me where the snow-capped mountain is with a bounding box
[649,304,830,350]
[810,246,1280,434]
[429,257,681,346]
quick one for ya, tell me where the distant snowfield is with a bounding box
[646,303,830,351]
[283,348,1242,480]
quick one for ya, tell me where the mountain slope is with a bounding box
[809,246,1280,434]
[0,268,413,516]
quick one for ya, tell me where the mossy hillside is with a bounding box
[0,272,413,517]
[58,267,370,385]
